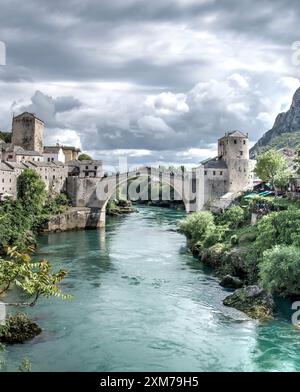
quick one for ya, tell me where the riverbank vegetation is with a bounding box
[178,145,300,319]
[178,197,300,318]
[0,169,70,367]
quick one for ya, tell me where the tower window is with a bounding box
[234,139,237,144]
[213,171,216,175]
[243,140,246,145]
[204,171,207,175]
[240,151,243,156]
[220,171,223,175]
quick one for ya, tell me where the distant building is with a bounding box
[66,160,103,178]
[0,143,43,163]
[61,146,81,162]
[12,112,44,154]
[78,160,103,178]
[44,145,65,163]
[201,130,255,209]
[0,162,18,199]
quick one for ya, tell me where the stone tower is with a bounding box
[218,130,251,192]
[12,112,44,153]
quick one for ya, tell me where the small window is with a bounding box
[204,171,207,175]
[220,171,223,175]
[48,158,50,162]
[213,171,216,175]
[85,172,89,177]
[85,166,89,170]
[51,158,54,162]
[45,176,47,180]
[234,139,237,144]
[240,151,243,156]
[53,175,55,179]
[94,166,98,170]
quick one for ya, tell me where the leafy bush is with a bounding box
[255,210,300,254]
[260,245,300,297]
[201,243,226,268]
[0,313,41,344]
[0,200,35,250]
[78,153,92,161]
[230,234,239,246]
[17,169,46,216]
[221,206,245,229]
[42,193,70,216]
[203,225,228,248]
[178,211,215,243]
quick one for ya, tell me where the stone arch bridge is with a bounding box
[67,167,204,227]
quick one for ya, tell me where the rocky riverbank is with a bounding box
[106,199,137,216]
[193,243,274,319]
[41,207,104,232]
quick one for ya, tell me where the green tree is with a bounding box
[178,211,215,243]
[78,153,92,161]
[254,149,291,195]
[260,245,300,296]
[17,169,46,216]
[255,209,300,254]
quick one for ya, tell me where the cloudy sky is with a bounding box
[0,0,300,167]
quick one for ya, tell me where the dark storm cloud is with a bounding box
[0,0,300,164]
[0,0,299,85]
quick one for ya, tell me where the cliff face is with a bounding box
[251,88,300,157]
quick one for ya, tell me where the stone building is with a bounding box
[12,112,44,154]
[25,161,68,194]
[0,143,43,163]
[61,146,81,162]
[44,145,65,163]
[201,130,255,208]
[0,162,18,199]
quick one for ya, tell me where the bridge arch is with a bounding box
[81,166,204,227]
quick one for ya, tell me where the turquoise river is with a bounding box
[2,206,300,371]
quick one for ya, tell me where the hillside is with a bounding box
[254,130,300,154]
[251,87,300,157]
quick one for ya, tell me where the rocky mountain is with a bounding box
[250,87,300,157]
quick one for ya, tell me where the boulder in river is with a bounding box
[223,285,274,320]
[220,275,243,289]
[0,313,42,344]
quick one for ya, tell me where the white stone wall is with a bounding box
[203,168,229,204]
[0,169,18,197]
[15,154,44,163]
[44,149,66,163]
